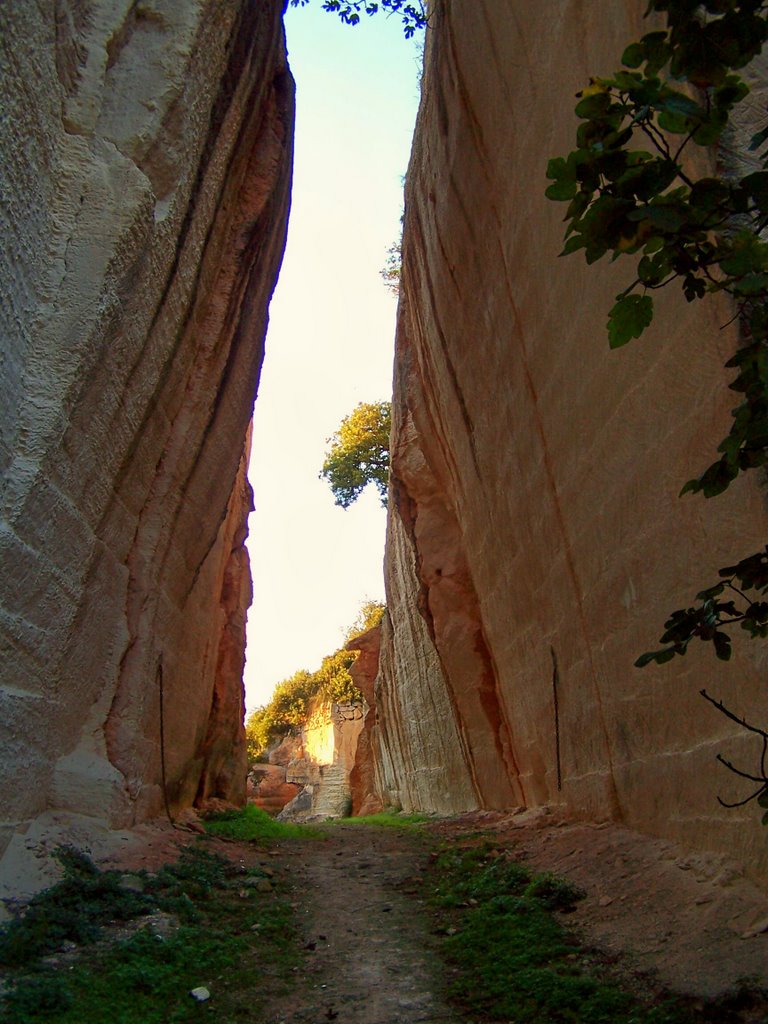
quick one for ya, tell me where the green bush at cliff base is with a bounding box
[0,843,300,1024]
[430,843,691,1024]
[204,803,319,841]
[0,847,151,969]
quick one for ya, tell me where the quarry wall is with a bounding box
[2,0,767,895]
[257,700,365,821]
[376,0,768,884]
[0,0,293,860]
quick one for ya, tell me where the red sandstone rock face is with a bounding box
[250,763,300,816]
[379,0,768,884]
[346,625,384,816]
[0,0,293,855]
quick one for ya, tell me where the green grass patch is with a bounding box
[429,843,692,1024]
[0,848,153,969]
[0,843,300,1023]
[333,811,428,829]
[203,802,318,841]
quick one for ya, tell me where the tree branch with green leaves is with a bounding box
[289,0,428,38]
[547,0,768,664]
[546,0,768,818]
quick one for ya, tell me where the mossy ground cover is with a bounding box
[428,842,695,1024]
[0,840,300,1024]
[333,811,428,829]
[203,803,318,842]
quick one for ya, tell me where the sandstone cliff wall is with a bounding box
[347,624,384,816]
[380,0,768,883]
[0,0,293,858]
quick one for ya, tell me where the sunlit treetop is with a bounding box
[321,401,391,509]
[345,599,385,640]
[245,601,386,761]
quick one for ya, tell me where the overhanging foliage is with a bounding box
[547,0,768,663]
[547,0,768,818]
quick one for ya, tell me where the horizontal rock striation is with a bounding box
[0,0,293,859]
[379,0,768,883]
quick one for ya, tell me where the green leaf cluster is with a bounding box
[320,400,391,509]
[289,0,427,37]
[546,1,768,499]
[380,239,402,294]
[635,546,768,666]
[548,5,768,630]
[547,1,768,821]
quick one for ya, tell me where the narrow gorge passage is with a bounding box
[261,825,459,1024]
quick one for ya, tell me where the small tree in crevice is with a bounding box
[380,238,402,294]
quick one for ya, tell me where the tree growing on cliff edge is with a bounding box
[321,401,391,509]
[380,238,403,294]
[246,651,360,764]
[345,599,385,639]
[547,0,768,818]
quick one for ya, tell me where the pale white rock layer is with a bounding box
[0,0,293,869]
[377,0,768,885]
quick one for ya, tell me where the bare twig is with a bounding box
[701,690,768,814]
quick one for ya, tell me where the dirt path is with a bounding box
[261,825,459,1024]
[104,810,768,1022]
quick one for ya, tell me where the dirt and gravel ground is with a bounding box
[260,824,457,1024]
[104,809,768,1023]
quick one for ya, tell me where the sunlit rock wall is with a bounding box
[272,701,365,820]
[0,0,293,855]
[380,0,768,883]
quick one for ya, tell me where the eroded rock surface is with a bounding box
[346,624,384,816]
[0,0,293,871]
[256,701,365,821]
[376,0,768,885]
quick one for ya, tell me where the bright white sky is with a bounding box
[243,3,422,712]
